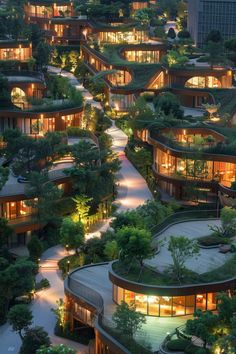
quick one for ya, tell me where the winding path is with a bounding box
[0,68,152,354]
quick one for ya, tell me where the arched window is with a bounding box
[185,76,221,88]
[11,87,27,109]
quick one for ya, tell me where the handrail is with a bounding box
[2,70,45,81]
[151,209,218,236]
[66,264,149,354]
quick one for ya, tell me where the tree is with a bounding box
[117,227,153,267]
[0,74,11,108]
[154,92,184,119]
[210,206,236,237]
[0,258,37,312]
[35,41,51,69]
[178,29,191,39]
[36,345,76,354]
[168,236,199,283]
[104,240,119,260]
[112,301,146,338]
[217,293,236,324]
[72,195,93,223]
[26,172,63,225]
[204,41,226,68]
[111,210,144,231]
[162,49,189,68]
[20,327,50,354]
[8,305,32,340]
[27,235,43,261]
[167,27,176,40]
[0,218,13,249]
[186,310,218,347]
[60,218,85,255]
[206,29,222,43]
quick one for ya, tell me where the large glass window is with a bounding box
[124,289,135,305]
[147,296,160,316]
[207,293,217,310]
[160,296,172,316]
[185,76,221,88]
[196,294,207,311]
[112,285,219,317]
[185,295,195,315]
[173,296,185,316]
[135,294,148,314]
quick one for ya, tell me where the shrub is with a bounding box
[66,127,90,137]
[58,254,85,277]
[35,278,50,291]
[198,235,229,246]
[54,322,94,345]
[167,338,190,351]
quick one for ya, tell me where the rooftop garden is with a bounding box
[150,125,236,157]
[111,206,236,286]
[87,44,161,89]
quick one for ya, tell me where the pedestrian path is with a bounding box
[0,67,152,354]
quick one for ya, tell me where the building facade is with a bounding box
[188,0,236,47]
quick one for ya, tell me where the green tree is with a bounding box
[72,195,92,223]
[217,293,236,324]
[20,327,50,354]
[104,240,119,260]
[112,301,146,338]
[162,49,188,68]
[27,235,43,262]
[186,310,218,347]
[36,345,76,354]
[0,74,11,108]
[205,41,226,68]
[8,305,32,340]
[35,41,51,69]
[0,259,37,311]
[26,172,63,225]
[167,27,176,39]
[206,29,222,43]
[210,206,236,237]
[168,236,199,283]
[0,218,13,249]
[117,227,153,267]
[111,210,144,231]
[60,218,85,255]
[154,92,184,119]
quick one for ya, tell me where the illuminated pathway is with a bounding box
[107,121,153,210]
[0,68,152,354]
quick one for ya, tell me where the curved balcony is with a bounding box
[109,262,236,298]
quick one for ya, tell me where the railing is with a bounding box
[67,274,104,313]
[151,208,218,236]
[2,70,45,81]
[66,265,150,354]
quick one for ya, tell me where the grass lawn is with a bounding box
[112,255,236,286]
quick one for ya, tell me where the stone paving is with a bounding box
[145,219,231,274]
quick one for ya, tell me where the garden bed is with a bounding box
[197,234,229,247]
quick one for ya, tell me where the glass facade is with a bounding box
[0,46,32,61]
[113,285,217,317]
[185,76,221,88]
[123,50,160,63]
[98,30,147,44]
[155,148,236,188]
[0,200,33,220]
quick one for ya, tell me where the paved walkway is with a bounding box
[145,219,232,274]
[0,67,152,353]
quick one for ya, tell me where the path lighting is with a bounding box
[67,260,70,274]
[65,244,69,255]
[38,258,41,267]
